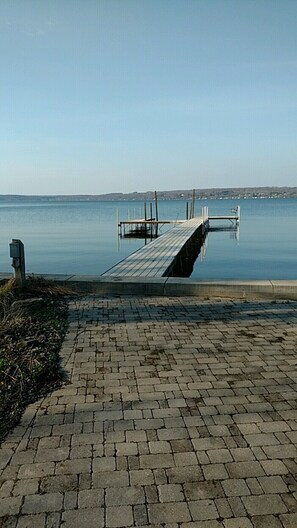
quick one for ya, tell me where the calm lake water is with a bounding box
[0,198,296,280]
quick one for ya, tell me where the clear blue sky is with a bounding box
[1,0,296,195]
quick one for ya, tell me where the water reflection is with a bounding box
[200,223,240,264]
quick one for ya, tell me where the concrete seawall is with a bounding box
[1,272,296,300]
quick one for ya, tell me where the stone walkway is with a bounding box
[1,295,297,528]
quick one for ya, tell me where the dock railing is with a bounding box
[118,204,240,239]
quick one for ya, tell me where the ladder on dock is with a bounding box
[102,217,204,278]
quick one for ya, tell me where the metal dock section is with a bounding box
[208,206,240,224]
[102,217,204,278]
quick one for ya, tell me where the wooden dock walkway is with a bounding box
[102,217,204,278]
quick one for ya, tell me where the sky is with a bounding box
[0,0,296,195]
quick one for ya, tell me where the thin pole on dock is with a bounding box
[190,189,195,219]
[116,208,119,235]
[154,191,159,220]
[116,208,120,250]
[186,202,189,220]
[154,191,159,236]
[144,201,147,239]
[149,203,153,239]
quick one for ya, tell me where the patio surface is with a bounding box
[1,295,297,528]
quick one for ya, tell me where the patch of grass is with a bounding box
[0,276,73,444]
[24,274,75,297]
[0,278,17,320]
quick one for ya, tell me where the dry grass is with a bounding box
[24,275,77,297]
[0,277,17,320]
[0,276,70,443]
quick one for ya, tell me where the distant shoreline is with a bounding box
[1,186,296,202]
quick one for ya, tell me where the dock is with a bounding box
[103,217,204,277]
[209,215,239,221]
[103,205,241,278]
[208,206,240,224]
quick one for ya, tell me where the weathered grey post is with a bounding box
[191,189,195,218]
[144,201,147,239]
[154,191,159,237]
[9,239,26,286]
[150,202,153,220]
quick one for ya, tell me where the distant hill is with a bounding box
[0,186,296,201]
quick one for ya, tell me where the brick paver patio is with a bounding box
[1,295,297,527]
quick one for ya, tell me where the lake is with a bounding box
[0,198,296,280]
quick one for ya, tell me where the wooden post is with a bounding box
[191,189,195,219]
[154,191,159,236]
[149,202,153,239]
[154,191,159,220]
[144,201,147,239]
[186,202,189,220]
